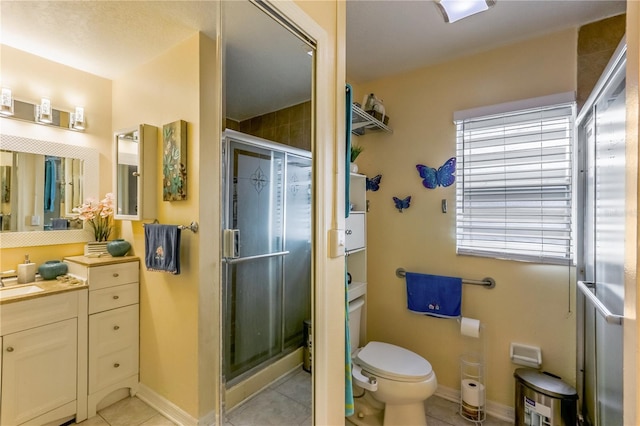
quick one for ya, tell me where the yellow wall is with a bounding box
[112,33,211,418]
[352,29,578,407]
[0,45,112,271]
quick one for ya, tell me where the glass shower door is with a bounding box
[578,42,626,426]
[223,140,286,382]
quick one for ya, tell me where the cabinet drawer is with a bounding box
[88,262,139,290]
[89,283,139,314]
[345,213,365,252]
[88,344,138,394]
[0,291,81,336]
[89,305,138,352]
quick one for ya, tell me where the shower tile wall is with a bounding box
[226,101,311,151]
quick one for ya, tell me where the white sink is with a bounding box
[0,285,44,299]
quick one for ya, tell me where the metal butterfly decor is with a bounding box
[366,174,382,191]
[393,196,411,213]
[416,157,456,189]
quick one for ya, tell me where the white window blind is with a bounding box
[455,101,575,265]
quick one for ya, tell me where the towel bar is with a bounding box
[396,268,495,289]
[143,220,199,233]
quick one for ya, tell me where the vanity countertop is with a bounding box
[0,278,88,305]
[64,255,140,266]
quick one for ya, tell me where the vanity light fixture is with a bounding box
[434,0,496,23]
[70,106,86,131]
[0,88,14,116]
[35,97,53,124]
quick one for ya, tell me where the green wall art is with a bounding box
[162,120,187,201]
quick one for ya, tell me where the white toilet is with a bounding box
[348,296,437,426]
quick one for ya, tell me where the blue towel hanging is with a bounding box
[405,272,462,318]
[144,224,181,275]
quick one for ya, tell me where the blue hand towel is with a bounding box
[405,272,462,318]
[145,224,181,274]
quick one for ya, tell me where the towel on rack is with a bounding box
[405,272,462,318]
[145,224,181,274]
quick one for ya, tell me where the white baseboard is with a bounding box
[435,384,515,423]
[137,383,217,426]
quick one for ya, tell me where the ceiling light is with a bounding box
[70,106,86,131]
[435,0,496,23]
[35,97,53,124]
[0,88,14,116]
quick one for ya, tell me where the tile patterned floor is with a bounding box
[74,370,513,426]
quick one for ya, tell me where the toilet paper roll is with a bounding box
[460,317,481,338]
[461,379,485,408]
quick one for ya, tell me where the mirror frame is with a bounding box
[0,134,99,248]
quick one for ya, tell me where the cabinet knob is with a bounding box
[6,346,14,352]
[113,273,119,277]
[132,172,141,177]
[113,295,120,300]
[113,325,120,330]
[114,363,120,368]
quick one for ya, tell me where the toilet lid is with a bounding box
[355,341,433,382]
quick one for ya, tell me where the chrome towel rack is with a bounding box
[396,268,495,289]
[144,220,199,233]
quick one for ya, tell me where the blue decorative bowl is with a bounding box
[38,260,68,280]
[107,239,131,257]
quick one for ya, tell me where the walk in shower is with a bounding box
[222,130,312,384]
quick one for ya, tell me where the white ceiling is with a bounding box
[346,0,626,83]
[1,1,627,117]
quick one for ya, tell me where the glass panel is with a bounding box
[230,142,285,257]
[283,154,312,348]
[225,257,283,380]
[224,140,286,381]
[593,59,625,426]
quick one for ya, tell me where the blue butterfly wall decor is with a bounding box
[366,174,382,191]
[416,157,456,189]
[393,196,411,213]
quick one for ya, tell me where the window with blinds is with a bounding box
[455,101,575,265]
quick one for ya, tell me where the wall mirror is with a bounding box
[220,0,314,422]
[0,134,98,248]
[113,124,157,221]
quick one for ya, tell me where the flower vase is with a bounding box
[107,239,131,257]
[38,260,68,280]
[85,241,109,256]
[350,162,359,173]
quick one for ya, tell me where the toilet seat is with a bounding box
[355,341,433,383]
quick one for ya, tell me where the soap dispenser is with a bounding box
[17,255,36,284]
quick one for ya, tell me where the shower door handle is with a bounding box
[577,280,623,325]
[224,251,290,264]
[223,229,240,258]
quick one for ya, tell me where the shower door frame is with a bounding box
[221,129,312,387]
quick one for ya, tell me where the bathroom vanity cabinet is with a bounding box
[113,124,158,221]
[347,173,367,343]
[0,290,88,426]
[65,256,140,418]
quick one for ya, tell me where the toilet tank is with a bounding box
[348,296,365,352]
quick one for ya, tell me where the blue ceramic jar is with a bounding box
[106,239,131,257]
[38,260,68,280]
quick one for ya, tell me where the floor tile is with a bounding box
[139,413,177,426]
[272,369,312,407]
[227,388,311,426]
[98,397,159,426]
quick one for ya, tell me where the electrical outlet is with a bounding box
[30,215,41,226]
